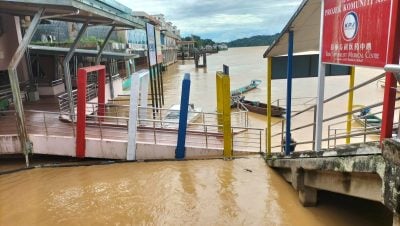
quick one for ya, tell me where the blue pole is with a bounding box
[285,30,294,156]
[175,73,191,159]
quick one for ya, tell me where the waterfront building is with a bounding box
[132,12,180,67]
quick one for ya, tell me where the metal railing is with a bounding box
[85,103,249,129]
[327,105,400,148]
[0,107,262,154]
[268,73,392,152]
[273,96,317,110]
[57,83,98,114]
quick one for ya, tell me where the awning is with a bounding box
[263,0,321,58]
[0,0,145,29]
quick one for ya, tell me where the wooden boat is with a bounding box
[240,99,285,117]
[230,95,245,108]
[163,104,202,127]
[231,80,262,96]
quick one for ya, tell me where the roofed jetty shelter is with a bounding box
[0,0,148,165]
[177,40,196,59]
[263,0,400,224]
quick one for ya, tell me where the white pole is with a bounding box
[127,72,141,160]
[139,70,150,121]
[315,0,326,151]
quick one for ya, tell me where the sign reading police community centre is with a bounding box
[322,0,392,67]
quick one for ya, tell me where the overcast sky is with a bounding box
[116,0,302,42]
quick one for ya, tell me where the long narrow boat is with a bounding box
[163,104,202,127]
[352,106,381,129]
[231,80,262,96]
[352,112,381,128]
[240,99,285,117]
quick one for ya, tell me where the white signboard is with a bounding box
[146,23,157,66]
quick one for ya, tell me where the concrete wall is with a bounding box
[0,135,21,154]
[0,133,225,161]
[136,144,223,160]
[38,83,65,96]
[30,135,75,156]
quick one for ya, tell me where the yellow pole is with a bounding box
[346,66,355,144]
[216,74,223,128]
[216,72,232,158]
[267,57,272,157]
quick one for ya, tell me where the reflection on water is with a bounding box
[0,157,391,225]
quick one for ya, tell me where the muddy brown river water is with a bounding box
[0,157,392,225]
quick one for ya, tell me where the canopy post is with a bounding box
[63,21,89,121]
[7,8,44,166]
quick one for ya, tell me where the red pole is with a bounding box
[98,68,106,119]
[381,0,400,141]
[76,69,87,158]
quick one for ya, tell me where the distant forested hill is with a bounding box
[227,34,280,48]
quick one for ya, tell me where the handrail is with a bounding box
[328,105,400,129]
[268,72,396,152]
[291,73,385,118]
[4,108,262,154]
[271,98,400,139]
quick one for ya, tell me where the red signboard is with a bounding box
[322,0,392,67]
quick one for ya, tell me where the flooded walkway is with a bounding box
[0,157,391,225]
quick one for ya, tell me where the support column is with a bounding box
[76,69,87,158]
[76,65,105,158]
[315,0,326,152]
[149,66,155,115]
[346,67,355,144]
[160,63,164,105]
[152,66,159,109]
[125,60,131,76]
[175,73,191,159]
[8,8,44,166]
[63,22,89,120]
[139,70,149,122]
[381,0,400,141]
[285,30,294,156]
[298,187,318,207]
[96,26,115,99]
[95,26,115,65]
[127,71,141,160]
[97,68,106,118]
[156,64,162,108]
[267,57,272,156]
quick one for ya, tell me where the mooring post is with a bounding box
[216,64,232,159]
[203,52,207,67]
[175,73,191,159]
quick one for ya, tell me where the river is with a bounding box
[0,46,392,225]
